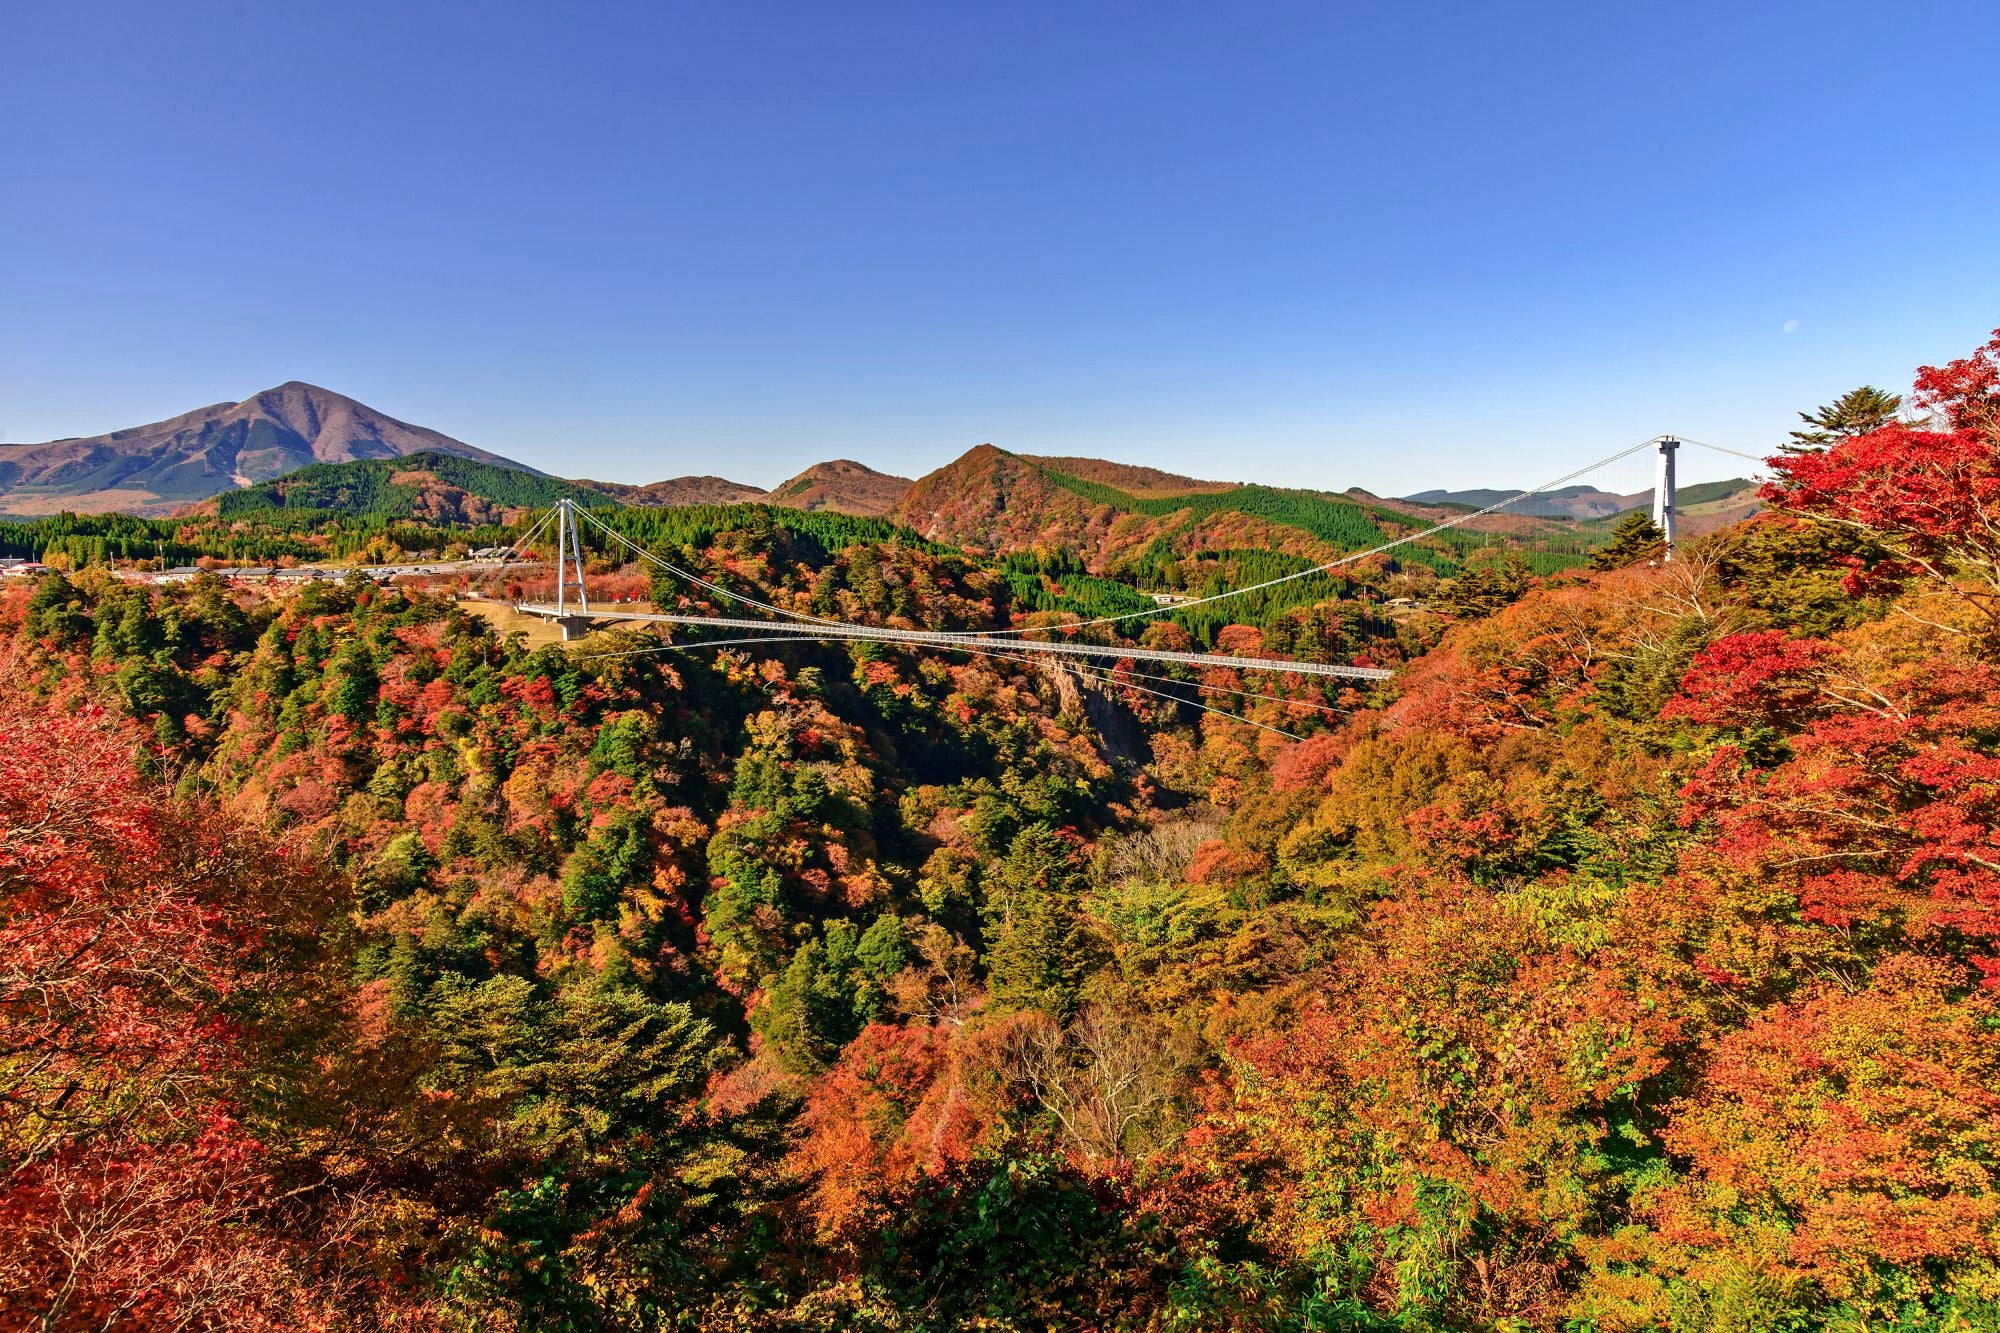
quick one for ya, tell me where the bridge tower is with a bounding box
[1653,436,1679,561]
[552,497,593,638]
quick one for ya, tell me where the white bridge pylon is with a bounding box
[515,497,1392,681]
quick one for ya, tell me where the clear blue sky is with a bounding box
[5,1,1997,496]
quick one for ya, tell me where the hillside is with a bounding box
[207,452,913,528]
[209,450,597,525]
[0,382,526,516]
[768,458,911,516]
[893,444,1602,577]
[891,444,1132,554]
[1670,475,1764,535]
[235,457,913,519]
[1021,455,1235,498]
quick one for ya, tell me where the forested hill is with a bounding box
[766,458,912,516]
[213,450,601,521]
[892,443,1606,576]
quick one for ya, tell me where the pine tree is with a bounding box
[983,826,1093,1018]
[1591,512,1665,570]
[1784,385,1902,453]
[323,636,379,722]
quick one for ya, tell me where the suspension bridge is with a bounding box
[485,432,1755,729]
[506,496,1392,680]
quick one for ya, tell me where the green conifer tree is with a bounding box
[984,825,1093,1018]
[1591,512,1666,570]
[1783,385,1902,453]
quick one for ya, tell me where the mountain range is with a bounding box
[1400,484,1648,520]
[0,383,918,521]
[1,383,1757,547]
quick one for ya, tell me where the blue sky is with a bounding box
[4,1,1996,496]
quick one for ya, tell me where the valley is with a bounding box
[9,325,2000,1329]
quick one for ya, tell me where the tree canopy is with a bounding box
[9,327,2000,1330]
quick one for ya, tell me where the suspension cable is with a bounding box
[1091,657,1352,717]
[986,645,1305,738]
[463,506,557,599]
[561,519,1354,685]
[500,505,557,564]
[584,628,1312,737]
[1679,437,1772,465]
[570,502,847,628]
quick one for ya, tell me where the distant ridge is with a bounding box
[1402,478,1761,535]
[582,460,912,515]
[0,382,526,516]
[208,450,918,526]
[1400,483,1646,520]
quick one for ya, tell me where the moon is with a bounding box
[1783,319,1801,334]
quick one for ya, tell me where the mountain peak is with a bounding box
[0,384,528,517]
[251,379,351,406]
[769,458,911,517]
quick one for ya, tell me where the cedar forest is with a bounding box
[7,329,2000,1332]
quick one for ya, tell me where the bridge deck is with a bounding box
[512,604,1394,681]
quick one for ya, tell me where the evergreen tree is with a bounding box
[1591,512,1666,570]
[984,825,1093,1018]
[1783,384,1902,453]
[1432,552,1534,619]
[323,636,379,722]
[856,913,911,982]
[755,919,903,1071]
[646,549,685,609]
[559,812,651,922]
[23,571,89,642]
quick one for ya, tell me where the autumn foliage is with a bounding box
[0,699,337,1330]
[8,328,2000,1329]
